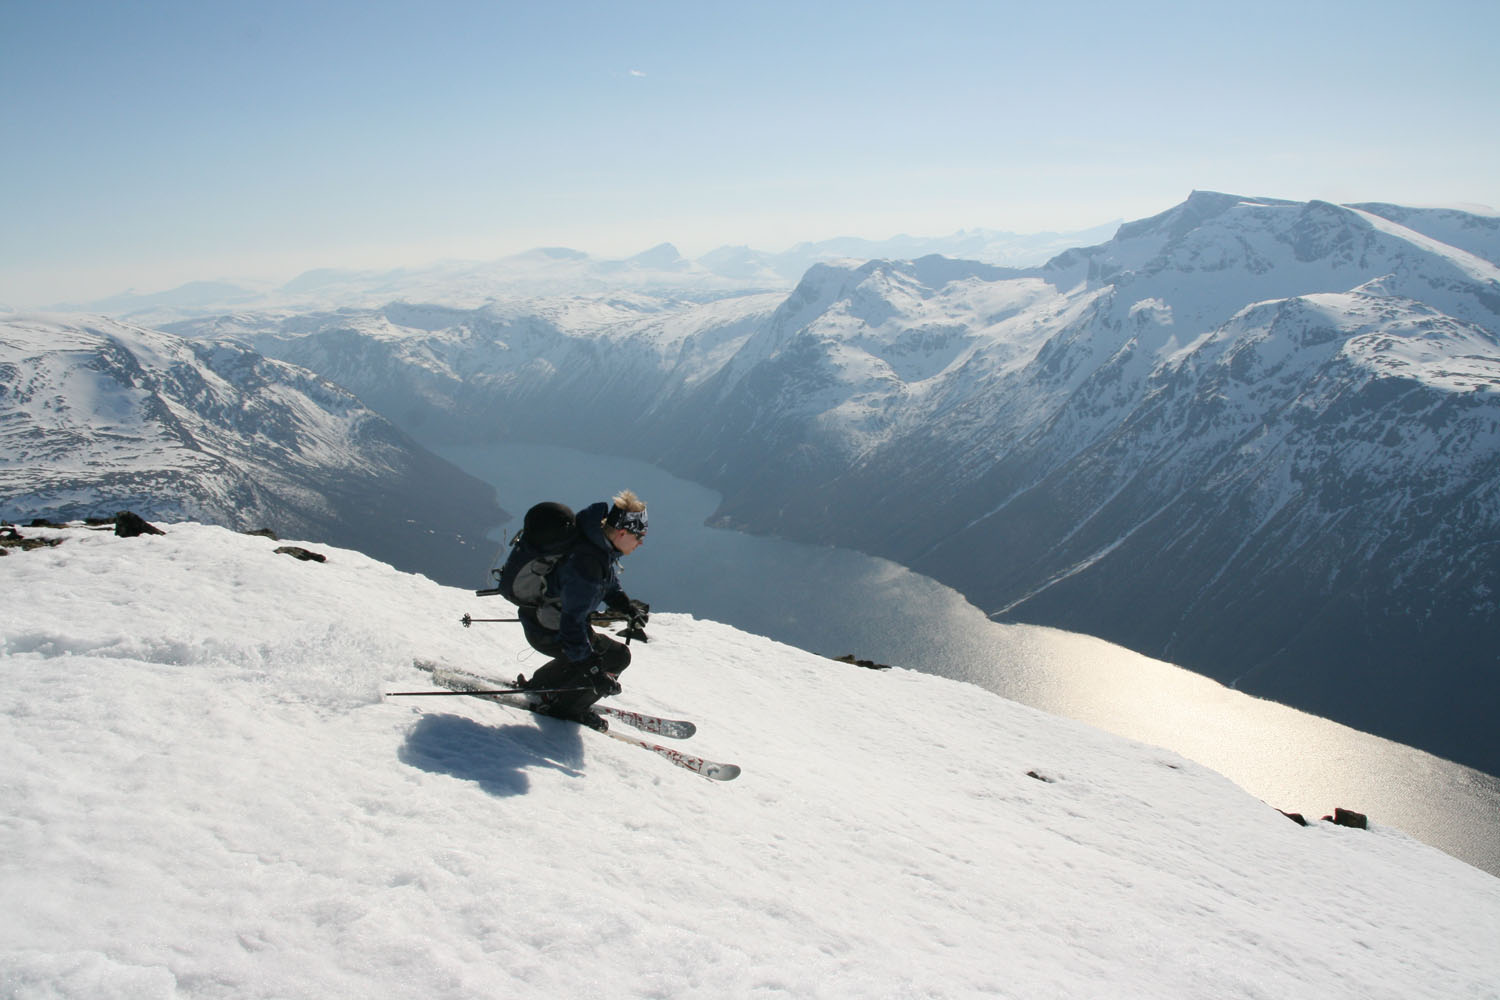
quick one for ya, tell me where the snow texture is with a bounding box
[2,523,1497,999]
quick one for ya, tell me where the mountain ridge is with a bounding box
[0,314,503,584]
[33,222,1120,323]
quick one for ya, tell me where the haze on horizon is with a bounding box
[3,0,1498,308]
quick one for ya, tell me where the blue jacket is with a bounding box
[551,501,630,661]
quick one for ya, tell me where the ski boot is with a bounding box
[573,709,609,733]
[528,689,610,733]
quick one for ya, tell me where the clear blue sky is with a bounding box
[3,0,1497,305]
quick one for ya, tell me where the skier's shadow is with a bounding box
[399,713,587,796]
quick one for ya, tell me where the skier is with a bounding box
[515,489,650,730]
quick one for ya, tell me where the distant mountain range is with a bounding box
[147,192,1500,776]
[0,316,502,584]
[45,223,1120,323]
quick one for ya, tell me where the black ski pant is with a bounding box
[520,616,631,716]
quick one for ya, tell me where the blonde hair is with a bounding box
[611,489,646,513]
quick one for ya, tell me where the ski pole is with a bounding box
[385,685,592,698]
[461,613,521,627]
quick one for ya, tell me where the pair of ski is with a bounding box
[412,663,741,781]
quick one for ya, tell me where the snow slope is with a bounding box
[2,523,1496,999]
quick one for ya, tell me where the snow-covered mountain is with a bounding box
[49,223,1119,325]
[707,220,1122,285]
[730,194,1500,776]
[0,315,502,584]
[171,193,1500,779]
[3,521,1497,998]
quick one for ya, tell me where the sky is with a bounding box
[3,520,1498,997]
[3,0,1499,306]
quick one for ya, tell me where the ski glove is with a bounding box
[623,600,650,641]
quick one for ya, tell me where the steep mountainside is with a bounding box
[694,195,1500,773]
[0,316,502,583]
[700,196,1500,773]
[164,193,1500,775]
[180,293,786,448]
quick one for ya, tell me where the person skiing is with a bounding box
[515,489,650,731]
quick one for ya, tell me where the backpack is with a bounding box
[493,501,581,615]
